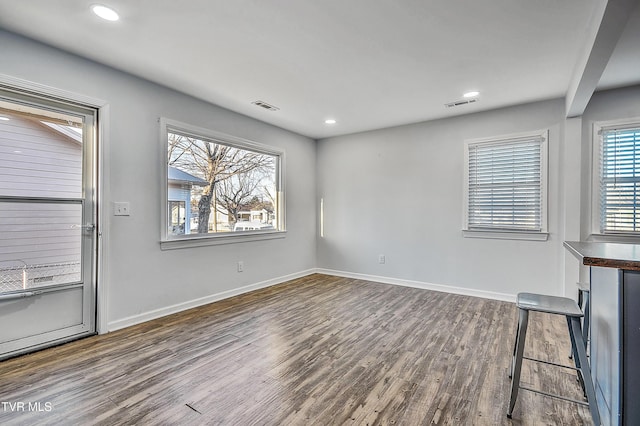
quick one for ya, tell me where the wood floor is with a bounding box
[0,274,593,425]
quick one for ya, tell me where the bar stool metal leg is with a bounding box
[568,316,600,426]
[570,283,590,359]
[581,289,590,348]
[507,308,529,418]
[509,312,522,379]
[568,317,587,395]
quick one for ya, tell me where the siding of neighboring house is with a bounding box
[168,186,190,202]
[0,115,82,198]
[0,113,82,273]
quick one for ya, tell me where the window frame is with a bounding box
[591,117,640,240]
[160,118,286,250]
[462,129,549,241]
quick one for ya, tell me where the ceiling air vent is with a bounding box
[445,98,478,108]
[252,100,280,111]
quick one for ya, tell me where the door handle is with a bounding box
[0,284,80,302]
[0,292,36,301]
[71,224,95,231]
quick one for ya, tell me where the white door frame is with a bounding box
[0,73,110,335]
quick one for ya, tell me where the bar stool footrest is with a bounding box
[519,385,589,406]
[522,355,580,371]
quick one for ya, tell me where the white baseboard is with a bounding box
[107,268,515,332]
[315,268,516,303]
[107,269,316,332]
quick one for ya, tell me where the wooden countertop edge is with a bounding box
[563,241,640,271]
[582,257,640,271]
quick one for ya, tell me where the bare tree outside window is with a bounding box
[167,130,279,236]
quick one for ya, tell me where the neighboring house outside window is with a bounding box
[168,166,208,235]
[594,119,640,235]
[0,110,84,289]
[463,130,549,241]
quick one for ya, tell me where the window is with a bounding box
[161,119,284,248]
[463,130,548,240]
[595,120,640,234]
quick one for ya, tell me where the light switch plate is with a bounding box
[114,201,130,216]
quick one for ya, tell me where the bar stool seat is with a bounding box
[507,292,600,425]
[516,293,583,316]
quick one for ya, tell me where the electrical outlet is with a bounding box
[378,254,386,264]
[237,261,244,272]
[114,201,130,216]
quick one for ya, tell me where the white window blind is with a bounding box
[466,135,545,232]
[600,126,640,233]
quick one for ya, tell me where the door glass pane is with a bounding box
[0,201,82,293]
[0,102,83,199]
[0,98,85,295]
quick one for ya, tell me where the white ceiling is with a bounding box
[0,0,638,139]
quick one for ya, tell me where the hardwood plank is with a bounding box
[0,274,594,425]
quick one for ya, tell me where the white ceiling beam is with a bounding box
[565,0,637,118]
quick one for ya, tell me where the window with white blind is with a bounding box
[463,130,548,240]
[596,121,640,234]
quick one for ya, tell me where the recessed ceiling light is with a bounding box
[92,5,120,21]
[324,119,336,125]
[463,91,480,98]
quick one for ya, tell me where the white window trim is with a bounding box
[462,129,549,241]
[160,118,286,250]
[461,229,549,241]
[590,117,640,240]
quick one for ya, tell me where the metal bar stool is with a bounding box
[507,292,600,425]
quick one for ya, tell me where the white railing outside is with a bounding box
[0,261,81,294]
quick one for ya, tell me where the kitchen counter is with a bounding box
[564,241,640,271]
[564,240,640,426]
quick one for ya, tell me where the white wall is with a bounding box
[317,99,568,299]
[0,30,317,330]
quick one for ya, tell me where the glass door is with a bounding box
[0,88,97,359]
